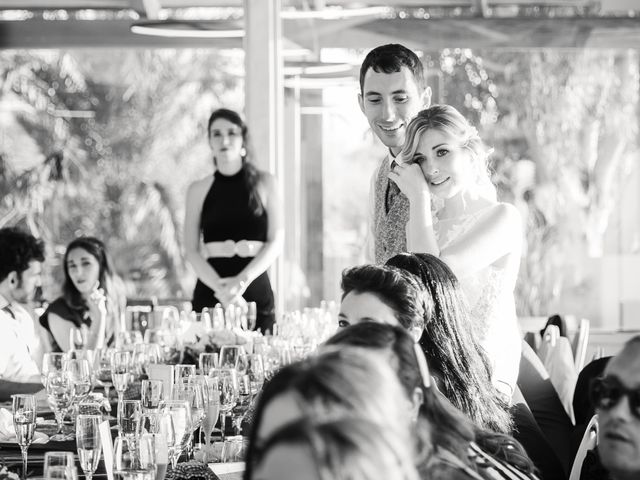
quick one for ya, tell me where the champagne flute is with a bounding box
[247,302,257,331]
[12,394,36,480]
[173,364,196,385]
[202,380,220,447]
[111,350,131,405]
[146,433,169,480]
[76,415,102,480]
[141,379,164,413]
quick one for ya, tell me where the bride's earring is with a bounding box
[240,147,247,158]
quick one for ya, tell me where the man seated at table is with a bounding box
[0,227,46,401]
[592,335,640,480]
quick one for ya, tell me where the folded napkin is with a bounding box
[0,408,49,444]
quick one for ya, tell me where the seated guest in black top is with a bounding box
[40,237,125,351]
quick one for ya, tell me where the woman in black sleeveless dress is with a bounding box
[184,109,283,333]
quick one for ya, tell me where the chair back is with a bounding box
[569,414,598,480]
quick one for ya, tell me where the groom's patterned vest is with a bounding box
[373,157,410,264]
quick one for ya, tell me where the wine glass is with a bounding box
[141,380,164,413]
[160,400,192,468]
[93,348,114,399]
[43,452,75,480]
[111,350,131,405]
[12,394,36,480]
[113,434,156,480]
[41,352,68,388]
[244,354,265,394]
[46,371,74,441]
[117,400,142,438]
[198,353,219,376]
[76,414,102,480]
[219,346,246,370]
[67,358,93,405]
[208,368,238,442]
[172,384,204,459]
[173,364,196,385]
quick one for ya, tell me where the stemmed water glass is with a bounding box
[12,394,36,480]
[208,368,238,442]
[160,400,192,468]
[113,434,156,480]
[141,380,164,413]
[117,400,142,439]
[76,414,102,480]
[172,383,205,459]
[69,326,88,351]
[247,302,257,331]
[111,350,131,405]
[41,352,68,388]
[46,371,74,441]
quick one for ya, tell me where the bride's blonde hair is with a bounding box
[400,104,497,204]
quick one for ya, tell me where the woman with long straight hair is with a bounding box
[184,108,283,333]
[40,236,125,351]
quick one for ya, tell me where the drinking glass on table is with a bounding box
[76,414,102,480]
[219,345,246,370]
[202,379,220,446]
[12,394,36,480]
[43,452,75,480]
[141,380,164,413]
[146,433,170,480]
[117,400,142,438]
[198,353,219,376]
[113,434,156,480]
[67,358,93,405]
[93,347,114,399]
[46,371,74,441]
[41,352,69,388]
[172,383,204,459]
[208,368,238,442]
[173,364,196,385]
[159,400,192,468]
[111,350,131,405]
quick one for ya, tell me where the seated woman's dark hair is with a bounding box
[340,264,431,330]
[326,322,536,477]
[385,252,512,435]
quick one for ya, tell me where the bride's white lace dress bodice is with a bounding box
[434,206,522,395]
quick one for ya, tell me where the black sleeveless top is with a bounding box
[40,297,90,352]
[200,167,268,242]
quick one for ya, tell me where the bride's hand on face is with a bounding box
[388,161,431,203]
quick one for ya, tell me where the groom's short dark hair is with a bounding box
[359,44,425,94]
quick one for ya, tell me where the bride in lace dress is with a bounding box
[388,104,522,398]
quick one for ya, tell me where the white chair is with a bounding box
[572,318,590,373]
[569,414,598,480]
